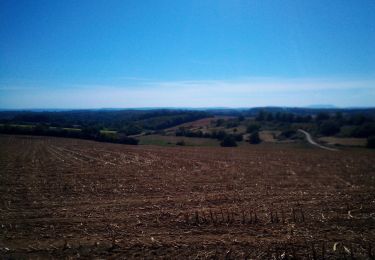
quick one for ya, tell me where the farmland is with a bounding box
[1,108,375,149]
[1,134,375,258]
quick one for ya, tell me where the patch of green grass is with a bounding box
[0,124,35,129]
[100,130,117,134]
[99,130,117,139]
[0,124,83,132]
[50,127,81,132]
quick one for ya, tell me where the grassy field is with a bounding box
[50,127,81,132]
[0,124,82,132]
[259,130,281,142]
[319,136,367,147]
[99,129,117,138]
[0,123,34,128]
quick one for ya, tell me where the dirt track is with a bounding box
[1,134,375,259]
[298,129,338,151]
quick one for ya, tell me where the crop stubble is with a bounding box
[0,135,375,258]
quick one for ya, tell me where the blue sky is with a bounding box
[1,0,375,108]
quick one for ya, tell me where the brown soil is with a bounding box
[1,134,375,259]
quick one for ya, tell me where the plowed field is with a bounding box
[1,135,375,259]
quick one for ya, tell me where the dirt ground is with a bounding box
[1,134,375,259]
[259,131,281,142]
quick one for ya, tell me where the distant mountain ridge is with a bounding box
[306,104,337,109]
[1,105,375,113]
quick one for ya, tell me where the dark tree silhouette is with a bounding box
[249,131,261,144]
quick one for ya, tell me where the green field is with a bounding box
[50,127,81,132]
[0,123,34,129]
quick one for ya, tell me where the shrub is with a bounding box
[82,126,100,138]
[216,119,225,127]
[226,120,239,128]
[246,123,260,133]
[316,112,330,121]
[220,136,237,147]
[176,140,186,146]
[249,131,261,144]
[203,132,211,138]
[351,123,375,138]
[216,130,227,140]
[348,114,369,125]
[266,113,274,121]
[255,110,266,121]
[120,124,142,135]
[234,134,243,142]
[185,130,203,138]
[279,129,296,139]
[319,121,340,136]
[175,127,186,136]
[118,136,139,145]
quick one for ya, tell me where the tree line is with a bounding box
[0,124,139,145]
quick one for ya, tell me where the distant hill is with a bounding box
[306,104,337,109]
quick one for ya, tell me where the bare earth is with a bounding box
[1,134,375,259]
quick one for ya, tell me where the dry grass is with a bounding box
[319,136,367,147]
[259,130,281,142]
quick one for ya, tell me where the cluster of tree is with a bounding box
[0,109,211,145]
[220,136,237,147]
[138,113,208,130]
[176,119,264,146]
[214,118,241,128]
[203,107,375,118]
[318,121,341,136]
[255,110,313,123]
[0,124,139,145]
[244,123,262,144]
[212,130,243,142]
[176,128,211,138]
[349,123,375,138]
[246,123,261,133]
[0,109,209,132]
[278,129,297,140]
[220,130,261,146]
[213,116,246,129]
[176,127,243,142]
[175,128,263,147]
[119,124,143,135]
[253,110,375,138]
[315,112,375,137]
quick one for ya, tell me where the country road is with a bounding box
[298,129,338,151]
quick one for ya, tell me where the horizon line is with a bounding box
[1,105,375,111]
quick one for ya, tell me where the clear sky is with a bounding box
[1,0,375,108]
